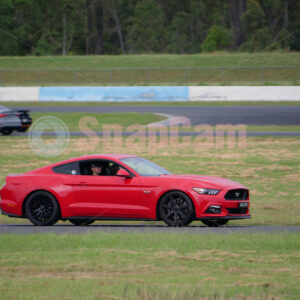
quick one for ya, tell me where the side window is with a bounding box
[79,160,126,176]
[53,162,80,175]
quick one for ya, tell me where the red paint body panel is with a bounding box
[0,154,250,222]
[71,175,142,217]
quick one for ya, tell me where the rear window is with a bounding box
[53,162,80,175]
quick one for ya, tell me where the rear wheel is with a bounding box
[159,191,195,227]
[69,219,95,226]
[25,191,60,226]
[201,219,229,227]
[1,129,13,136]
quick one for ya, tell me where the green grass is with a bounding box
[0,53,299,86]
[0,232,299,299]
[2,101,300,107]
[1,53,300,68]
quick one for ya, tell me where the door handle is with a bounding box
[79,181,87,186]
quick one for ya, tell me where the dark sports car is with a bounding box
[0,154,250,227]
[0,105,32,135]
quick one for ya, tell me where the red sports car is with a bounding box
[0,154,250,227]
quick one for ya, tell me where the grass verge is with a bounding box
[0,232,299,299]
[0,53,299,86]
[1,53,299,68]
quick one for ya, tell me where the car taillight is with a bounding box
[0,114,8,117]
[0,181,6,190]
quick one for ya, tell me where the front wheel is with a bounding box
[201,219,229,227]
[25,191,60,226]
[159,191,195,227]
[69,219,95,226]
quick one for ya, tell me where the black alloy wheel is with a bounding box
[201,219,229,227]
[159,191,195,227]
[25,191,60,226]
[69,219,95,226]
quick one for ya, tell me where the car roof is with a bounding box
[25,154,139,175]
[67,154,138,162]
[0,105,10,112]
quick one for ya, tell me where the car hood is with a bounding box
[160,174,246,190]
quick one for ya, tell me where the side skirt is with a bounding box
[1,210,24,218]
[63,216,156,221]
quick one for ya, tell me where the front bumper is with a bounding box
[197,215,251,221]
[191,188,250,220]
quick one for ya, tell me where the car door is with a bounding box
[72,160,142,218]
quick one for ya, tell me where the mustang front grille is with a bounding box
[225,189,248,200]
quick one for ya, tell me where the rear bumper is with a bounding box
[0,118,31,131]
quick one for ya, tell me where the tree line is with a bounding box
[0,0,299,56]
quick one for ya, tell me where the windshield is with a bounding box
[120,157,171,176]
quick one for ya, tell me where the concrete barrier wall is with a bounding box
[0,87,39,101]
[39,86,189,102]
[189,86,300,101]
[0,86,299,102]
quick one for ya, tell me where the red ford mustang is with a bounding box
[0,154,250,227]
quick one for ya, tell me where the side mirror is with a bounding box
[117,169,132,178]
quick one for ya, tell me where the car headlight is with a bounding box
[192,188,220,195]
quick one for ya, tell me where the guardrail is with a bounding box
[0,66,299,86]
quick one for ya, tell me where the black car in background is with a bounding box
[0,105,32,136]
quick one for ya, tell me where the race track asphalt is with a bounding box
[21,105,300,126]
[1,224,300,235]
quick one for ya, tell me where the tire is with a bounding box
[1,129,13,136]
[201,219,229,227]
[159,191,195,227]
[69,219,95,226]
[17,128,28,133]
[25,191,60,226]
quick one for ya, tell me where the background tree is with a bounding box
[127,0,165,53]
[229,0,247,49]
[0,0,299,55]
[202,25,230,52]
